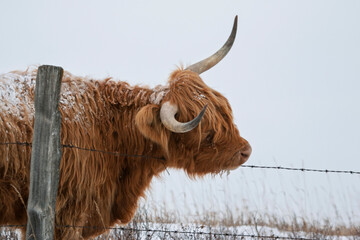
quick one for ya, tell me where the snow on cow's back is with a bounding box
[0,67,88,124]
[59,71,89,124]
[0,67,36,121]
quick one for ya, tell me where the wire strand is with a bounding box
[0,224,318,240]
[61,143,166,161]
[240,164,360,174]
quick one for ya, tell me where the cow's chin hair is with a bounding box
[182,149,240,177]
[185,164,237,178]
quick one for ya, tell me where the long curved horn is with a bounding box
[160,101,207,133]
[185,16,238,74]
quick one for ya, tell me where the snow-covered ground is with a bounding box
[1,224,358,240]
[94,222,357,240]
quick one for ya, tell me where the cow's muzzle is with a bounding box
[228,141,252,170]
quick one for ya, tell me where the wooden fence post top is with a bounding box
[34,65,63,109]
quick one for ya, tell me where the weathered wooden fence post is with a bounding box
[26,65,63,240]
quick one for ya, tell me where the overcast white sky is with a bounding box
[1,0,359,224]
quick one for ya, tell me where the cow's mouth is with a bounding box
[227,146,252,170]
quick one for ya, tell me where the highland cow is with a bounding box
[0,16,251,239]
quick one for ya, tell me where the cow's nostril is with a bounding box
[240,145,252,162]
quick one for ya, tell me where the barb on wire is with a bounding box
[0,141,359,175]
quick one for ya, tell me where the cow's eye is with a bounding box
[206,132,214,144]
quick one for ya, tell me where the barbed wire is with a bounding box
[0,141,32,147]
[58,225,317,240]
[61,143,166,161]
[0,224,318,240]
[240,165,360,174]
[0,141,359,175]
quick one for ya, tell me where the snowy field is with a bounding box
[93,223,358,240]
[1,223,358,240]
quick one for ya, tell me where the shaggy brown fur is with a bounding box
[0,67,250,239]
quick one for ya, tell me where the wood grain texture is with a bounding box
[26,65,63,240]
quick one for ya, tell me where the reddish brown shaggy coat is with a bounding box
[0,67,250,239]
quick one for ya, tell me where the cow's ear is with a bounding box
[135,104,170,154]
